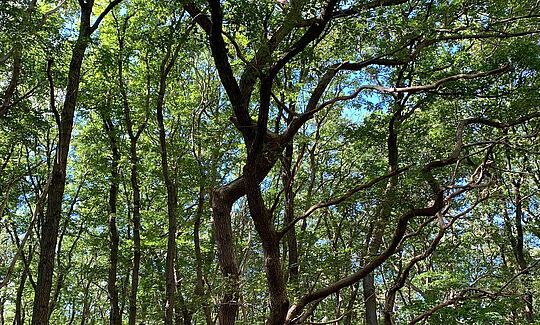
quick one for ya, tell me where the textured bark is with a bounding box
[31,1,121,322]
[244,162,289,325]
[211,188,240,325]
[31,8,91,324]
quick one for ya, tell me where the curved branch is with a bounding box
[278,166,410,239]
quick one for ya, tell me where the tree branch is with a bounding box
[278,166,410,239]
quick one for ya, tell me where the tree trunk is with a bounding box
[363,273,379,325]
[15,245,34,325]
[119,43,144,325]
[127,136,141,325]
[211,188,240,325]
[157,79,178,325]
[343,283,359,325]
[282,141,299,287]
[244,163,289,325]
[194,183,214,325]
[103,115,121,325]
[80,280,91,325]
[504,151,533,323]
[364,111,400,325]
[31,6,92,323]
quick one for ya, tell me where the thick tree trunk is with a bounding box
[244,163,289,325]
[211,188,240,325]
[31,9,91,323]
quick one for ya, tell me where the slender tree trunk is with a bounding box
[103,115,121,325]
[174,287,192,325]
[193,182,213,325]
[118,42,144,325]
[363,273,379,325]
[0,46,20,117]
[31,6,92,323]
[157,77,178,325]
[343,283,359,325]
[504,151,533,323]
[282,141,299,288]
[153,36,184,324]
[15,246,34,325]
[80,280,91,325]
[127,139,141,325]
[30,1,121,322]
[15,270,28,325]
[0,296,4,325]
[365,111,400,325]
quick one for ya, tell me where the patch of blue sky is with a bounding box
[341,91,380,123]
[59,12,78,40]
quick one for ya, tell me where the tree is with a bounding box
[0,0,539,324]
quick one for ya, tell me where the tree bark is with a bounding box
[211,187,240,325]
[282,138,299,288]
[157,71,178,325]
[194,182,213,325]
[362,105,404,325]
[31,6,91,324]
[103,114,121,325]
[31,1,121,322]
[244,163,289,325]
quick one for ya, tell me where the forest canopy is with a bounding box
[0,0,539,324]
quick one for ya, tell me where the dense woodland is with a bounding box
[0,0,539,324]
